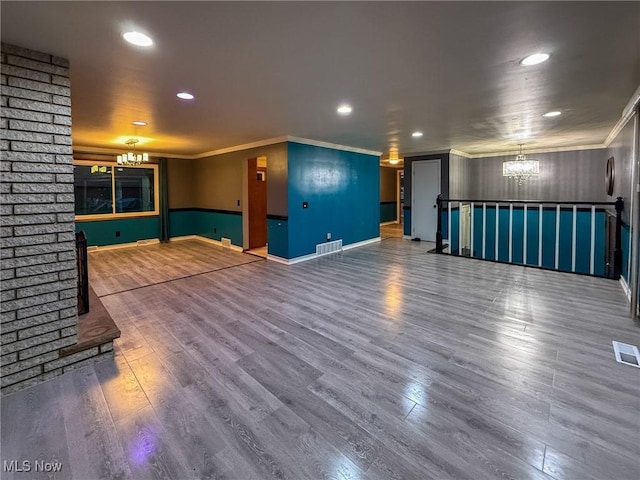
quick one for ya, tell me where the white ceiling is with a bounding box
[2,2,639,159]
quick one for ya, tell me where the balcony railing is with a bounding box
[435,196,624,279]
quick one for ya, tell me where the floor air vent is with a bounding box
[612,341,640,368]
[221,237,231,248]
[316,239,342,256]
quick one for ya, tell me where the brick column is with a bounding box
[1,43,111,394]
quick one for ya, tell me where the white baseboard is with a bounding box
[169,234,243,252]
[380,221,397,226]
[620,276,631,302]
[87,238,160,251]
[402,235,412,240]
[342,236,381,251]
[267,237,381,265]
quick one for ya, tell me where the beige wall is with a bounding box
[167,158,195,208]
[193,142,288,215]
[380,166,398,202]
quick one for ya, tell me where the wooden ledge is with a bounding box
[60,287,120,357]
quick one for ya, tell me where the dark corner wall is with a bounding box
[1,43,112,395]
[402,152,450,236]
[380,166,398,223]
[282,141,380,259]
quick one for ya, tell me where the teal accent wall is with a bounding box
[286,142,380,259]
[168,209,242,246]
[404,208,411,236]
[267,218,288,258]
[76,216,159,246]
[380,202,397,223]
[168,210,199,238]
[447,206,607,275]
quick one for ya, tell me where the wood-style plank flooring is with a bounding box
[2,237,640,479]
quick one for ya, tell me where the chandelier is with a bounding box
[502,144,539,185]
[116,139,149,166]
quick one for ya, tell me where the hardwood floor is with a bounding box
[2,237,639,479]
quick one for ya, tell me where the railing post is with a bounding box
[436,194,443,254]
[614,196,624,279]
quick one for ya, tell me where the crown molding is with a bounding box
[465,144,605,159]
[604,84,640,147]
[192,136,289,159]
[73,145,193,159]
[286,136,382,156]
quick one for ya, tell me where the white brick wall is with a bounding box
[1,43,112,394]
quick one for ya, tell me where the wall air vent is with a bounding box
[612,341,640,368]
[316,239,343,257]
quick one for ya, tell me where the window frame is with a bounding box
[74,160,160,221]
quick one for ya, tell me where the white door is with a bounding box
[412,160,441,241]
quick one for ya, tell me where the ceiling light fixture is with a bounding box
[520,53,550,66]
[177,92,194,100]
[337,104,352,115]
[412,131,423,138]
[502,144,539,185]
[122,31,153,47]
[542,111,562,118]
[131,121,148,126]
[116,139,149,166]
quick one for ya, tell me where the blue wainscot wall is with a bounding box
[76,216,159,246]
[380,201,397,223]
[169,208,243,246]
[78,209,243,248]
[443,206,607,276]
[285,142,380,259]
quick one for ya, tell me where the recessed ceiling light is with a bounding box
[337,104,352,115]
[412,131,423,138]
[177,92,194,100]
[131,121,147,126]
[122,31,153,47]
[542,110,562,118]
[520,53,550,66]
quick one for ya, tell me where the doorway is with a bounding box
[411,159,441,242]
[247,156,267,257]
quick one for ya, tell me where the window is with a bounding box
[74,161,159,219]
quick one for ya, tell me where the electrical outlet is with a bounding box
[326,232,331,241]
[303,201,309,208]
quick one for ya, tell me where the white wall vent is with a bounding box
[221,237,232,248]
[612,341,640,368]
[316,239,343,257]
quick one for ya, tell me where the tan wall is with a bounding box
[380,166,398,202]
[193,143,288,216]
[167,158,195,208]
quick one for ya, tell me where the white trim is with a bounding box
[169,234,243,252]
[342,237,381,251]
[287,136,382,156]
[195,235,244,252]
[87,238,160,251]
[380,221,397,226]
[169,235,200,242]
[267,237,381,265]
[449,149,472,159]
[193,136,289,159]
[620,276,631,302]
[459,144,605,159]
[402,235,413,240]
[605,84,640,147]
[73,145,192,159]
